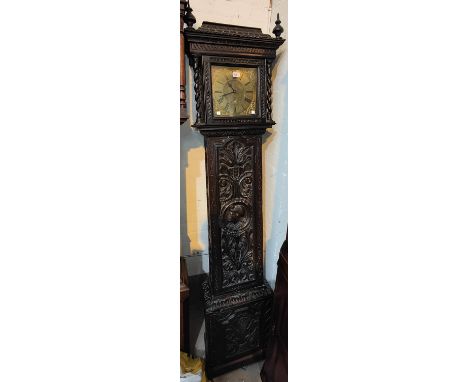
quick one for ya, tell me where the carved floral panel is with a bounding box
[204,133,263,295]
[218,138,256,289]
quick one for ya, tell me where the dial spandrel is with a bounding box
[211,66,258,117]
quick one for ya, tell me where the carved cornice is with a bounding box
[185,21,284,56]
[197,22,271,39]
[189,42,276,58]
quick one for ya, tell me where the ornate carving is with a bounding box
[266,59,272,121]
[204,134,263,295]
[185,21,284,52]
[202,278,272,313]
[203,280,273,367]
[196,22,272,40]
[223,303,261,358]
[217,139,256,289]
[190,42,276,58]
[203,56,261,66]
[200,127,266,137]
[260,62,266,118]
[192,56,204,123]
[202,61,211,123]
[219,140,253,202]
[199,118,264,126]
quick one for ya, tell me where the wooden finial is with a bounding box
[272,13,284,39]
[184,2,196,30]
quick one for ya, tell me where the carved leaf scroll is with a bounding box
[218,138,256,289]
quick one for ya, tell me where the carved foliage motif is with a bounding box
[223,306,261,358]
[218,138,256,289]
[206,298,272,363]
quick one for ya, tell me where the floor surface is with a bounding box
[211,361,263,382]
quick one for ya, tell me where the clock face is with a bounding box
[211,65,258,117]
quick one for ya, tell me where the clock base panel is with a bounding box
[202,277,273,379]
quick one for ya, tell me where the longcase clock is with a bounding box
[184,11,284,379]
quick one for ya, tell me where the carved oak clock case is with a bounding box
[184,13,284,379]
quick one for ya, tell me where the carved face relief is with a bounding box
[221,200,251,233]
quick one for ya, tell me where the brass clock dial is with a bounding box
[211,66,258,117]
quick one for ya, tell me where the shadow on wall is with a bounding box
[181,50,210,276]
[180,118,209,274]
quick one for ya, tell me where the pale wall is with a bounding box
[181,0,288,287]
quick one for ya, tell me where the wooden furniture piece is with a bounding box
[184,12,285,379]
[261,232,288,382]
[180,257,190,353]
[180,0,194,124]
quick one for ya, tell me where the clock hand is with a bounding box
[219,91,235,98]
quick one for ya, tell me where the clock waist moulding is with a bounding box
[184,7,284,379]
